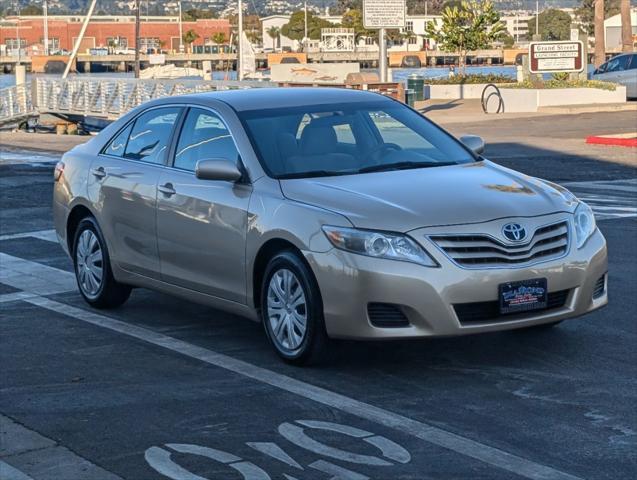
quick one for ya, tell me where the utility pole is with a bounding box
[178,1,183,53]
[594,0,605,68]
[237,0,243,80]
[134,0,141,78]
[535,1,539,37]
[15,1,21,64]
[304,1,308,51]
[43,0,49,56]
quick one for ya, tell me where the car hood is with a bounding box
[279,160,577,232]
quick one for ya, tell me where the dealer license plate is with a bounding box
[499,278,548,315]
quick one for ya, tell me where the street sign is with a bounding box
[529,41,584,74]
[363,0,406,29]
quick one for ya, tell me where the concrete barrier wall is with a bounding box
[424,83,497,100]
[498,86,627,113]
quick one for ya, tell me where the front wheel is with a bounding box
[73,217,131,309]
[261,251,329,365]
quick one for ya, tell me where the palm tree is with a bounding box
[182,29,200,53]
[211,32,227,45]
[266,26,280,52]
[620,0,632,52]
[594,0,605,68]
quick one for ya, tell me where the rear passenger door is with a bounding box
[156,107,251,303]
[89,106,182,279]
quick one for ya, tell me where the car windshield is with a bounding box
[238,101,476,179]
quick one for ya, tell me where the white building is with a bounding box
[604,8,637,52]
[260,13,443,53]
[500,12,533,42]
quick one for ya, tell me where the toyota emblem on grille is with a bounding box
[502,223,527,242]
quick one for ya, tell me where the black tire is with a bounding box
[72,217,131,309]
[260,250,329,365]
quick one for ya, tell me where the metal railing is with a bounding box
[34,77,276,119]
[0,84,36,125]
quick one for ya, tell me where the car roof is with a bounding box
[170,87,394,112]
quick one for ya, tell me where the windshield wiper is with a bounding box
[278,170,353,179]
[358,161,457,174]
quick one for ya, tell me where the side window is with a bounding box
[629,54,637,70]
[124,107,181,164]
[103,123,132,157]
[174,108,239,172]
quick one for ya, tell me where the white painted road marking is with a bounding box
[0,414,122,480]
[0,461,35,480]
[13,293,581,480]
[0,252,76,296]
[563,178,637,220]
[0,229,57,242]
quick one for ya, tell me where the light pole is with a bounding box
[304,1,308,51]
[15,1,21,64]
[134,0,140,78]
[43,0,49,55]
[178,1,184,53]
[237,0,243,80]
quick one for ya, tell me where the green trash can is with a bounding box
[407,74,425,101]
[405,89,415,107]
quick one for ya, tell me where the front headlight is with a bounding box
[574,202,596,248]
[322,226,438,267]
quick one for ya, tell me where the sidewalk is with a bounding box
[0,131,90,154]
[416,99,637,125]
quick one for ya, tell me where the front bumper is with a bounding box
[304,226,608,340]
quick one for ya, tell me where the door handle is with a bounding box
[90,166,106,179]
[158,183,176,196]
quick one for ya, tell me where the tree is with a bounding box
[527,8,573,41]
[577,0,620,34]
[341,9,375,47]
[281,11,333,41]
[594,0,606,67]
[21,5,43,15]
[182,8,216,21]
[266,26,280,51]
[182,29,199,52]
[620,0,632,52]
[501,32,515,48]
[425,0,505,75]
[211,32,227,45]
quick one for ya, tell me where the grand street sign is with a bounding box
[529,41,585,74]
[363,0,406,29]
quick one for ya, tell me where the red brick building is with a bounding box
[0,15,231,54]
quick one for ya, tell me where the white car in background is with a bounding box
[591,52,637,99]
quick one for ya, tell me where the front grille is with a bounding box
[454,289,570,325]
[367,303,410,328]
[592,274,606,299]
[430,221,569,268]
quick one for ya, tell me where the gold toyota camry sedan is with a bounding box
[53,88,608,364]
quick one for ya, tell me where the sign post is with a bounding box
[363,0,406,83]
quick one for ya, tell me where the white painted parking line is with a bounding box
[563,178,637,220]
[0,461,35,480]
[0,253,76,296]
[0,414,122,480]
[16,291,581,480]
[0,229,57,242]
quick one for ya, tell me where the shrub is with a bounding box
[425,73,513,85]
[501,79,617,91]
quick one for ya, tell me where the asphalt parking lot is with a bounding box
[1,111,636,480]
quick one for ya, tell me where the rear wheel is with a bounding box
[261,251,328,365]
[73,217,131,309]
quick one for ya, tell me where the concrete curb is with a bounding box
[586,133,637,147]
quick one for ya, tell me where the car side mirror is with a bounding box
[195,159,242,182]
[460,135,485,155]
